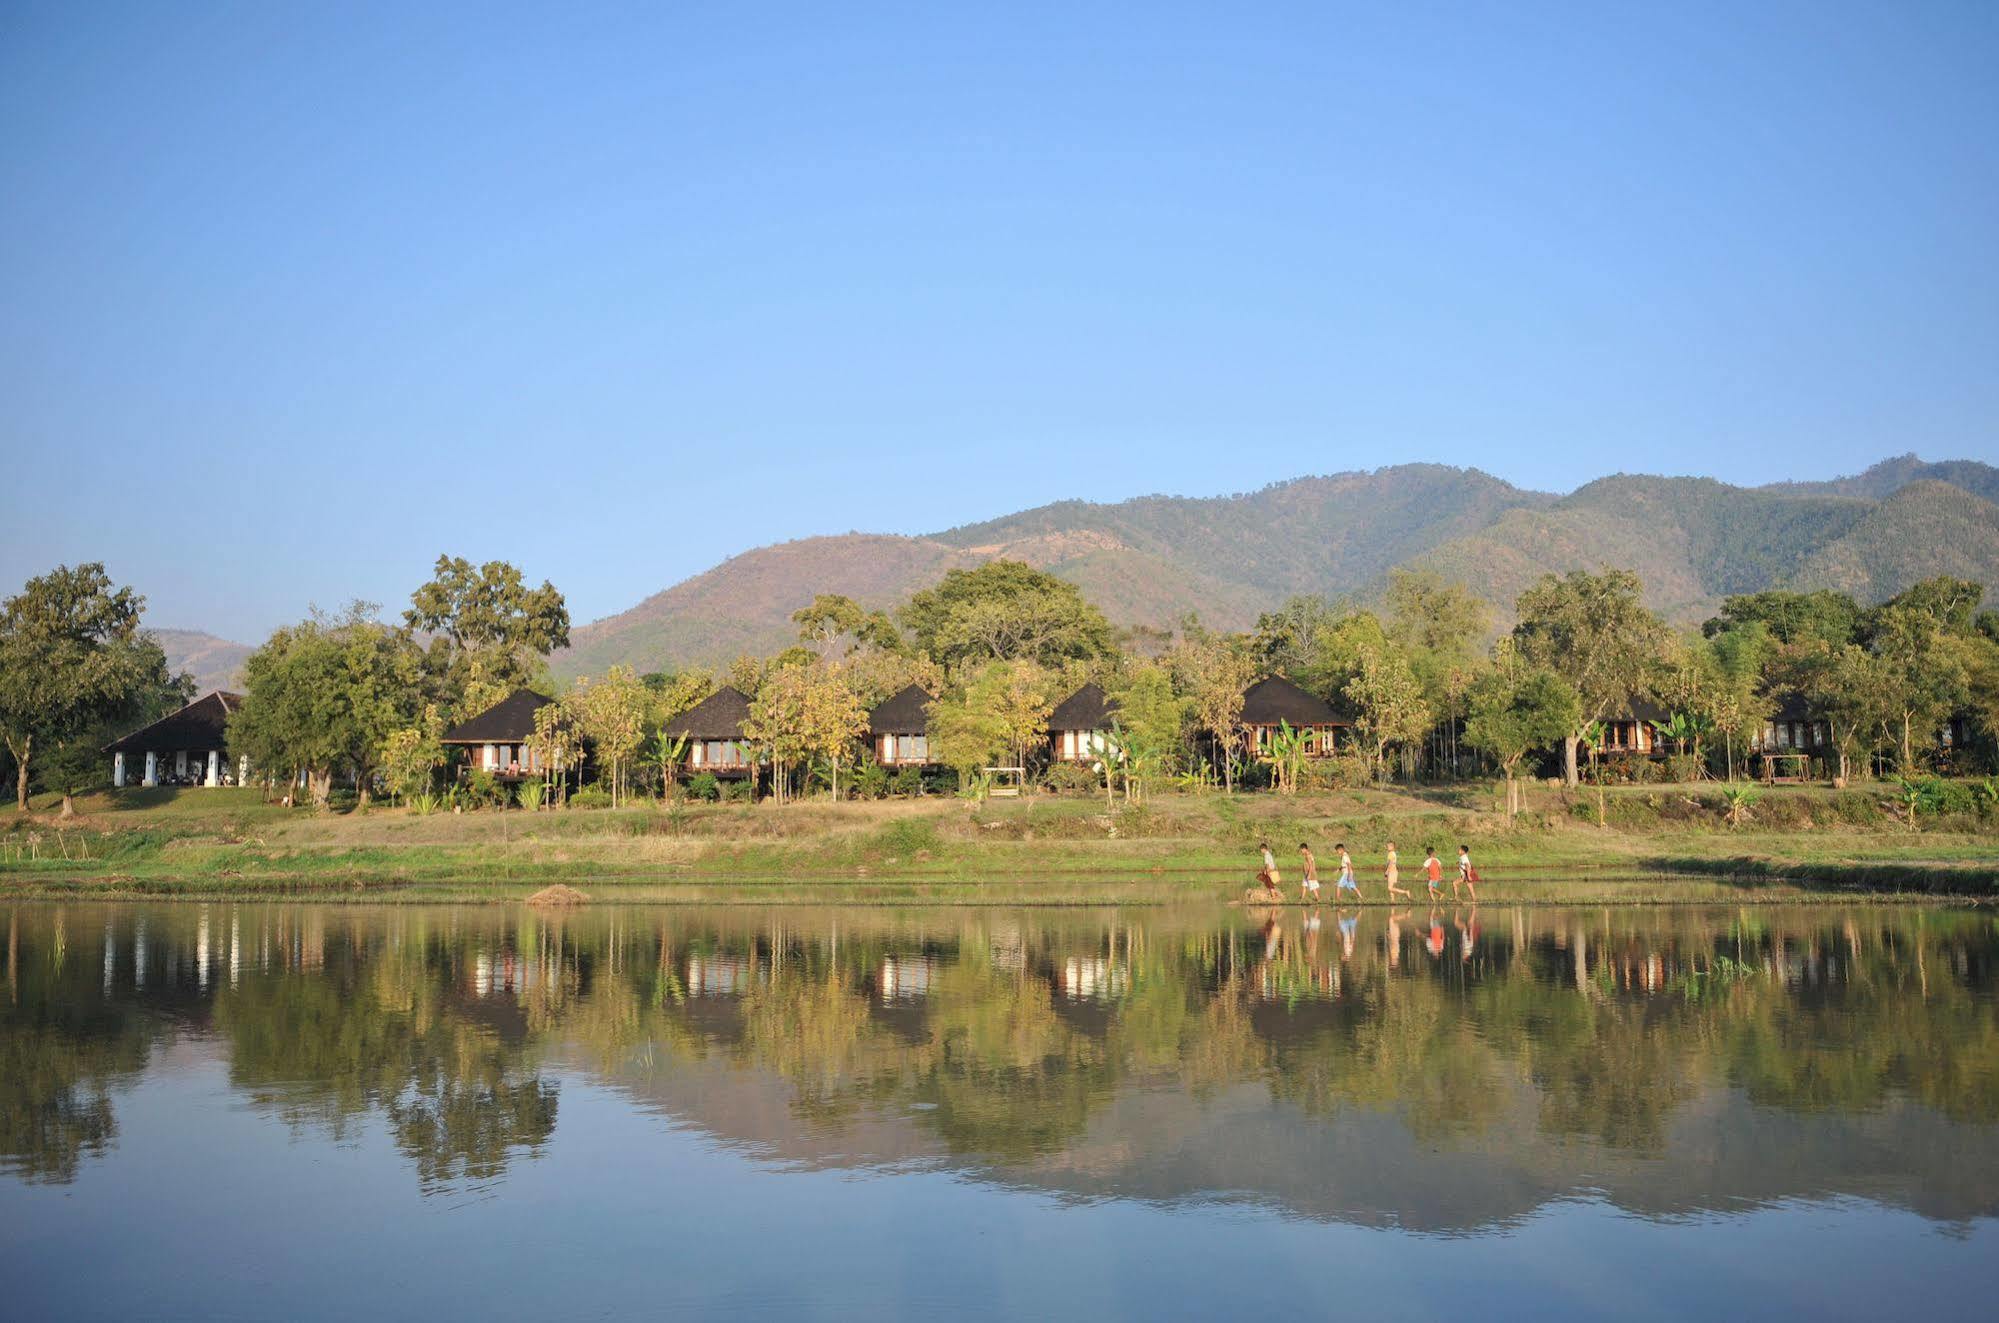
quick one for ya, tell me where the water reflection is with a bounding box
[3,901,1997,1227]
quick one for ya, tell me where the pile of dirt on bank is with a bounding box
[526,884,589,906]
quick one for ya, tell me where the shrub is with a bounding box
[722,778,755,803]
[465,768,500,808]
[1042,762,1101,795]
[1664,754,1701,784]
[893,766,926,798]
[920,769,956,796]
[854,758,890,801]
[325,789,359,813]
[687,772,720,802]
[569,784,612,809]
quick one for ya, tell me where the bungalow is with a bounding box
[441,688,562,781]
[1591,696,1669,758]
[668,686,756,778]
[1049,682,1118,763]
[1240,676,1348,757]
[104,690,244,787]
[868,685,936,767]
[1748,693,1833,758]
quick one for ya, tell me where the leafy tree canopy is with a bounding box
[900,562,1114,671]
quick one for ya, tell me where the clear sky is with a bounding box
[3,1,1996,641]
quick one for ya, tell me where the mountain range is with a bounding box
[156,455,1999,685]
[551,455,1999,675]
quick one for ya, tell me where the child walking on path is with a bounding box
[1384,841,1411,901]
[1335,843,1363,901]
[1424,847,1445,902]
[1456,844,1479,902]
[1299,843,1321,902]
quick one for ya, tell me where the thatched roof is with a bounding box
[104,691,241,754]
[441,689,559,744]
[868,685,934,735]
[667,686,752,739]
[1049,682,1117,730]
[1608,694,1671,725]
[1240,676,1347,727]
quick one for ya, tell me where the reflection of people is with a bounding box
[1456,844,1479,902]
[1335,843,1362,901]
[1338,910,1358,961]
[1263,913,1284,961]
[1385,841,1412,901]
[1457,908,1480,963]
[1426,909,1446,960]
[1299,843,1321,902]
[1385,909,1407,969]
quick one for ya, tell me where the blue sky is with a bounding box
[3,0,1996,641]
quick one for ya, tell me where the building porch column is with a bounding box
[114,752,127,788]
[143,752,158,787]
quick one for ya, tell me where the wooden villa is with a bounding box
[668,686,756,778]
[1049,682,1118,763]
[1592,696,1669,758]
[441,688,562,782]
[1749,694,1832,759]
[868,685,935,767]
[104,690,244,787]
[1240,676,1348,757]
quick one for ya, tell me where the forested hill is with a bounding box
[553,455,1999,676]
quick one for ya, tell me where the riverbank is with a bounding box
[2,782,1995,903]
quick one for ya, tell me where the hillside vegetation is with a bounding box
[546,455,1999,674]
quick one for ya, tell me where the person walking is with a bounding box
[1384,840,1411,901]
[1255,841,1283,900]
[1334,843,1363,901]
[1423,847,1445,902]
[1298,842,1321,903]
[1455,843,1479,903]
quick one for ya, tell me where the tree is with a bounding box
[1170,632,1256,793]
[566,667,647,807]
[900,562,1114,671]
[1513,569,1666,786]
[792,594,868,659]
[1463,650,1580,819]
[1106,664,1188,801]
[1702,590,1860,650]
[743,662,868,803]
[924,660,1054,788]
[0,564,190,814]
[405,556,569,713]
[527,702,581,807]
[1384,570,1488,777]
[1866,603,1969,774]
[379,706,447,804]
[1344,647,1430,783]
[228,604,422,808]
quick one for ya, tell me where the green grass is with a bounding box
[3,779,1995,903]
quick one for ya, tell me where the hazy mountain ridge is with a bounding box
[550,456,1999,674]
[151,629,252,694]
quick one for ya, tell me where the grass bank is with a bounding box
[2,780,1995,904]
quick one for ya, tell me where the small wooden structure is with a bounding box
[668,686,756,779]
[867,685,936,767]
[982,766,1026,798]
[104,690,244,788]
[1761,752,1812,785]
[1239,676,1347,758]
[440,689,561,782]
[1048,682,1118,763]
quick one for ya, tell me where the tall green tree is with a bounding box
[0,564,188,814]
[1463,646,1580,819]
[900,562,1113,671]
[1169,630,1257,793]
[1512,569,1666,786]
[1345,646,1430,782]
[229,604,422,807]
[405,556,570,715]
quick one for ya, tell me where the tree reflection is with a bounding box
[3,900,1998,1222]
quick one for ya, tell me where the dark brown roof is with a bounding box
[441,689,559,744]
[1240,676,1347,728]
[667,686,752,739]
[104,691,242,754]
[1608,694,1671,725]
[1765,692,1816,723]
[868,685,933,735]
[1049,682,1117,730]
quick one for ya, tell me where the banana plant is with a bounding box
[1718,783,1760,829]
[1266,720,1307,795]
[645,731,690,801]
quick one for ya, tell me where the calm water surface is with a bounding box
[3,900,1997,1320]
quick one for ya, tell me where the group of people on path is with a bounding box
[1256,839,1479,905]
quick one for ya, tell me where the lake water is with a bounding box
[3,900,1996,1320]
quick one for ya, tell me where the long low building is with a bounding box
[104,691,245,787]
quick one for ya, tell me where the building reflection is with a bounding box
[3,900,1998,1226]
